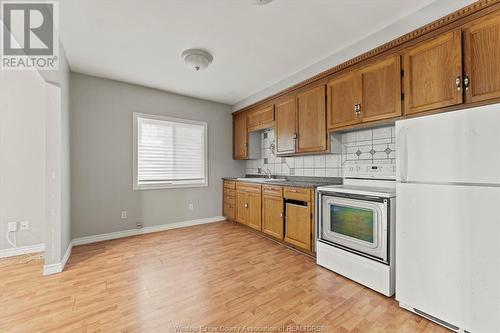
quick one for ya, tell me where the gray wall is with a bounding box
[70,73,244,238]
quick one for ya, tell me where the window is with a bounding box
[133,113,208,190]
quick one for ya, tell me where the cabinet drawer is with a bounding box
[262,185,282,197]
[236,182,262,193]
[224,188,235,197]
[224,181,236,189]
[223,194,235,205]
[223,203,235,219]
[283,187,311,202]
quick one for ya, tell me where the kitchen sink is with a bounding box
[236,177,288,182]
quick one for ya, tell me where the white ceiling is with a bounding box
[59,0,437,105]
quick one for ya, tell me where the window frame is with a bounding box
[133,112,208,190]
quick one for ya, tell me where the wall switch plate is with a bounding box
[20,221,29,231]
[121,211,127,219]
[188,203,194,211]
[8,222,17,232]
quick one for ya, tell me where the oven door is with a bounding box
[321,194,388,262]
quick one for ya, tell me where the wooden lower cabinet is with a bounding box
[284,202,312,251]
[222,181,236,220]
[262,195,284,239]
[235,184,262,230]
[226,181,314,252]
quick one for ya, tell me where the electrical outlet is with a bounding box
[8,221,17,232]
[19,221,29,231]
[188,203,194,211]
[136,222,142,229]
[121,211,127,219]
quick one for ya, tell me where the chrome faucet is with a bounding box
[262,168,272,179]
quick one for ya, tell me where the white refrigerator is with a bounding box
[395,104,500,333]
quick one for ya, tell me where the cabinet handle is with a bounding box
[354,103,361,115]
[292,133,298,139]
[244,203,248,208]
[463,75,470,91]
[455,76,462,91]
[280,212,283,218]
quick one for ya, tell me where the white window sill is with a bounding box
[133,182,208,191]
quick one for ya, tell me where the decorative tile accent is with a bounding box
[341,125,396,168]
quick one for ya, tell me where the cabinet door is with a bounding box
[463,12,500,103]
[284,202,311,251]
[262,195,284,239]
[296,85,328,153]
[403,30,463,115]
[327,72,362,129]
[247,192,262,231]
[275,97,297,155]
[233,112,248,159]
[235,191,248,224]
[247,105,274,131]
[359,55,402,122]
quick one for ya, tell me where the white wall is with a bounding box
[0,66,47,251]
[70,73,244,238]
[0,17,71,266]
[40,43,72,265]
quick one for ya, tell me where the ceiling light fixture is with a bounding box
[252,0,273,5]
[181,49,213,71]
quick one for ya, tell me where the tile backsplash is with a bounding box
[245,125,396,177]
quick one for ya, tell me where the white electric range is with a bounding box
[316,164,396,296]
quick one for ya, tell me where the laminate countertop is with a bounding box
[222,176,342,188]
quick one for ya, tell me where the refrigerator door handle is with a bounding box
[397,127,408,182]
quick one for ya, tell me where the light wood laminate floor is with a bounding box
[0,221,448,333]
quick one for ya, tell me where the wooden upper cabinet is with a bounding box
[403,30,463,115]
[275,97,297,155]
[327,71,361,130]
[463,12,500,103]
[296,85,328,153]
[233,112,248,160]
[247,105,275,131]
[359,55,402,122]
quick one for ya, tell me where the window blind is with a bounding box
[136,115,206,187]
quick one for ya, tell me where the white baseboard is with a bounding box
[72,216,226,246]
[43,241,73,275]
[0,243,45,258]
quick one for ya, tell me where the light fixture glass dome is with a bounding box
[181,49,213,71]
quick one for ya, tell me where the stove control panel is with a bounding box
[344,164,396,179]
